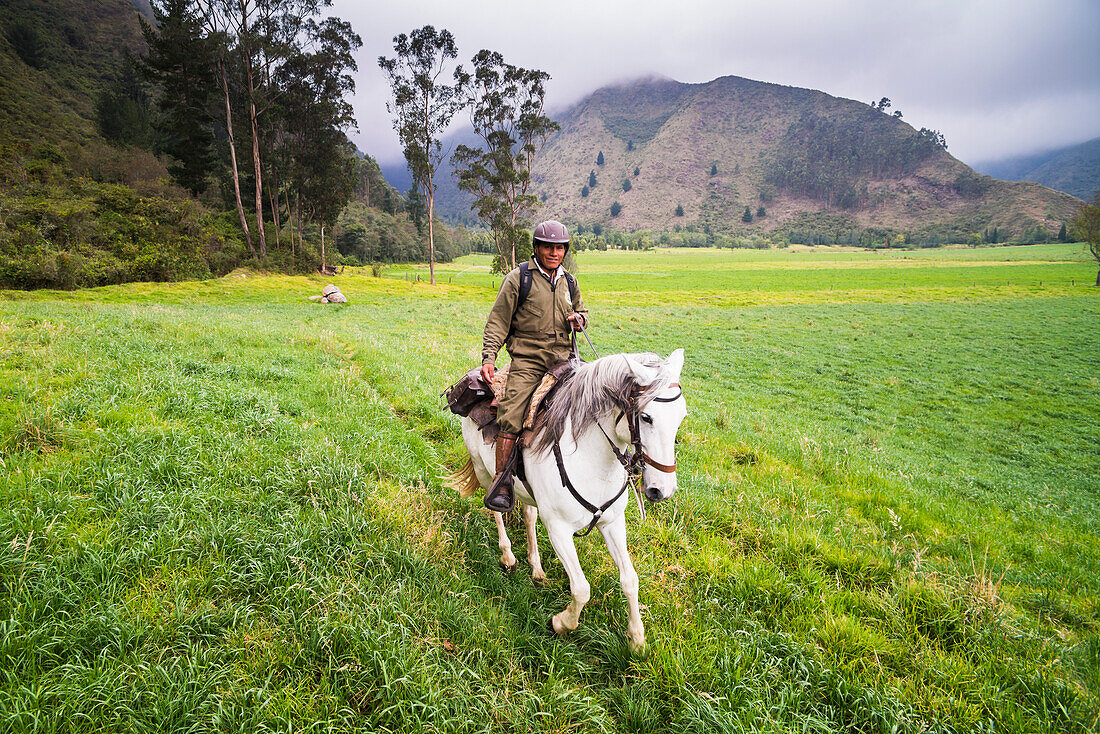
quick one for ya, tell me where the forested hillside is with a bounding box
[0,0,445,290]
[975,137,1100,202]
[426,75,1083,247]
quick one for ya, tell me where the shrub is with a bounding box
[0,181,244,289]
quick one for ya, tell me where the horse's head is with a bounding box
[622,349,687,503]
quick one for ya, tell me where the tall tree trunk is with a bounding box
[246,64,266,257]
[426,183,436,285]
[321,225,325,270]
[239,1,266,257]
[508,207,518,271]
[285,188,295,257]
[219,61,253,255]
[422,114,436,285]
[295,191,303,252]
[268,183,279,248]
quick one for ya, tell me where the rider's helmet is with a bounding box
[532,220,570,251]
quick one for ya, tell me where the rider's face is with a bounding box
[535,241,567,271]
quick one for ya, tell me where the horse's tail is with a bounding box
[443,458,481,498]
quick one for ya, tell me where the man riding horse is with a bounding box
[480,220,588,513]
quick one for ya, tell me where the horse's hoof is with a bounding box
[499,561,517,575]
[532,575,547,587]
[547,617,558,635]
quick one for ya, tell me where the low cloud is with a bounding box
[341,0,1100,166]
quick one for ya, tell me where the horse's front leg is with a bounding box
[600,514,646,655]
[493,511,518,574]
[522,504,547,584]
[545,525,590,635]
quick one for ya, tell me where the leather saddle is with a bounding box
[460,360,574,447]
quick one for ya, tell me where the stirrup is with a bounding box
[484,469,515,513]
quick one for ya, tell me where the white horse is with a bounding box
[451,349,687,654]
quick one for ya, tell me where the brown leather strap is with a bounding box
[641,453,676,473]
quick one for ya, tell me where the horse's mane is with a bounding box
[530,352,675,454]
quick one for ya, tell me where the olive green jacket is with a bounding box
[482,259,589,366]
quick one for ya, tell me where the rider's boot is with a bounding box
[484,432,518,513]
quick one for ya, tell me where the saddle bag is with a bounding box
[444,368,492,417]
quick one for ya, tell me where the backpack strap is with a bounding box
[504,262,533,344]
[516,261,533,312]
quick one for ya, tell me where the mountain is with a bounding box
[973,137,1100,201]
[426,75,1083,243]
[380,162,413,196]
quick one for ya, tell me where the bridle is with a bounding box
[552,381,683,537]
[623,383,682,475]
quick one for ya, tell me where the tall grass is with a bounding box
[1,245,1097,732]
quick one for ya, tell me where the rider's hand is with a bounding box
[566,313,584,331]
[481,363,495,384]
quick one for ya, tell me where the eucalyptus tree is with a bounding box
[149,0,359,260]
[192,0,337,257]
[378,26,466,285]
[452,50,558,272]
[193,0,253,253]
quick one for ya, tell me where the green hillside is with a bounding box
[0,0,431,290]
[975,137,1100,201]
[0,0,149,145]
[1015,138,1100,201]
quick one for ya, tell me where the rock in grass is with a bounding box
[312,284,347,304]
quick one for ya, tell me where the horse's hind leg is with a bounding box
[600,515,646,655]
[546,525,590,635]
[522,504,546,584]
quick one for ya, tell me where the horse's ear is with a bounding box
[666,348,685,381]
[623,354,660,387]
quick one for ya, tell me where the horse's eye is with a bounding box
[640,413,653,424]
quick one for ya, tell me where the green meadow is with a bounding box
[1,244,1098,732]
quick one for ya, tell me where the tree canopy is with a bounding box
[1071,193,1100,286]
[452,49,557,272]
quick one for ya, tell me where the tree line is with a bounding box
[138,0,363,261]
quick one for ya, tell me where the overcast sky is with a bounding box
[331,0,1100,167]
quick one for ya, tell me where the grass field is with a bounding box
[1,244,1098,732]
